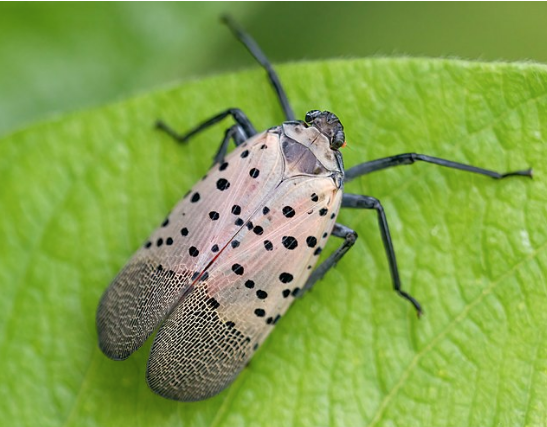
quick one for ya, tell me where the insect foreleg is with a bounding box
[344,152,533,183]
[341,193,423,316]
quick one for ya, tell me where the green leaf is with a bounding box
[1,58,545,427]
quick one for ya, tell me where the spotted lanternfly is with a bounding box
[96,16,533,401]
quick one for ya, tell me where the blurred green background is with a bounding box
[2,2,547,136]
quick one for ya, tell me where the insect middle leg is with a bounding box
[156,107,257,144]
[156,108,257,165]
[339,193,423,315]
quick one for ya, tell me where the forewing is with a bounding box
[146,174,342,401]
[96,129,286,360]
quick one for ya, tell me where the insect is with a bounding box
[96,16,532,402]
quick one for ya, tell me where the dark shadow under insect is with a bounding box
[156,15,532,318]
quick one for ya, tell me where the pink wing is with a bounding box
[147,174,342,400]
[97,129,285,359]
[97,123,344,401]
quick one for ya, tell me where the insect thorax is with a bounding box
[279,121,344,188]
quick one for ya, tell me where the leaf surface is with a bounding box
[1,58,546,427]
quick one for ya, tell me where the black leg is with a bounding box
[342,193,423,316]
[222,15,295,122]
[211,125,249,165]
[156,108,256,145]
[301,223,357,294]
[345,152,533,183]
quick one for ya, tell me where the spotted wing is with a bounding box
[96,128,287,360]
[146,174,343,401]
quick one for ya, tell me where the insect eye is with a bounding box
[331,130,346,150]
[305,110,321,124]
